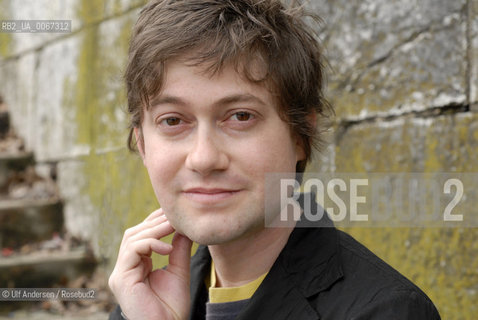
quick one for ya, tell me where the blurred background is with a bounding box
[0,0,476,319]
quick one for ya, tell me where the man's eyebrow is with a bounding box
[149,96,187,109]
[212,94,267,108]
[148,93,266,109]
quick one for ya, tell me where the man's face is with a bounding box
[137,59,305,245]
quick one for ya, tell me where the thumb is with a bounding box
[167,232,193,280]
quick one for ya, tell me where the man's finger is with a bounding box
[128,219,174,243]
[121,215,168,245]
[144,208,165,222]
[167,233,193,281]
[118,238,173,272]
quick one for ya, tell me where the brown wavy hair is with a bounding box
[125,0,333,172]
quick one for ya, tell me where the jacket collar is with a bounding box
[189,245,210,320]
[280,218,343,297]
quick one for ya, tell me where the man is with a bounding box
[109,0,440,319]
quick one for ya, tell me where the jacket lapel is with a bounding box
[188,245,210,320]
[235,224,343,320]
[236,260,321,320]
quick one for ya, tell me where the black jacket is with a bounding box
[111,212,440,320]
[187,222,440,320]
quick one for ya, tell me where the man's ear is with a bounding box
[134,127,146,163]
[307,111,317,130]
[295,112,317,162]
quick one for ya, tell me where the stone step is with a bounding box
[0,198,63,248]
[0,152,34,189]
[0,110,9,139]
[0,248,96,288]
[0,151,34,171]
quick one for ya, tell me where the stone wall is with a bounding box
[0,0,476,318]
[309,1,478,318]
[0,0,156,270]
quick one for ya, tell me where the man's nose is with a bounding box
[185,127,229,176]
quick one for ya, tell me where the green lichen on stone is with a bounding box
[76,0,105,25]
[423,136,441,172]
[111,0,147,16]
[0,0,12,58]
[73,32,100,144]
[112,0,123,16]
[68,0,170,268]
[335,114,478,319]
[0,32,12,58]
[343,227,478,319]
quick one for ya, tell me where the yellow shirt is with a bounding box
[207,260,268,303]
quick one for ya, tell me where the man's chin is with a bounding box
[186,231,236,246]
[179,227,244,246]
[164,205,264,246]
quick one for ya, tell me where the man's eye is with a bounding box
[162,117,181,126]
[231,112,252,121]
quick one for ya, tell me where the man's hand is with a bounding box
[109,208,193,320]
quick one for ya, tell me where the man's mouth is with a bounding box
[182,187,242,205]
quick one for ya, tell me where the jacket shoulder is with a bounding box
[317,230,441,319]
